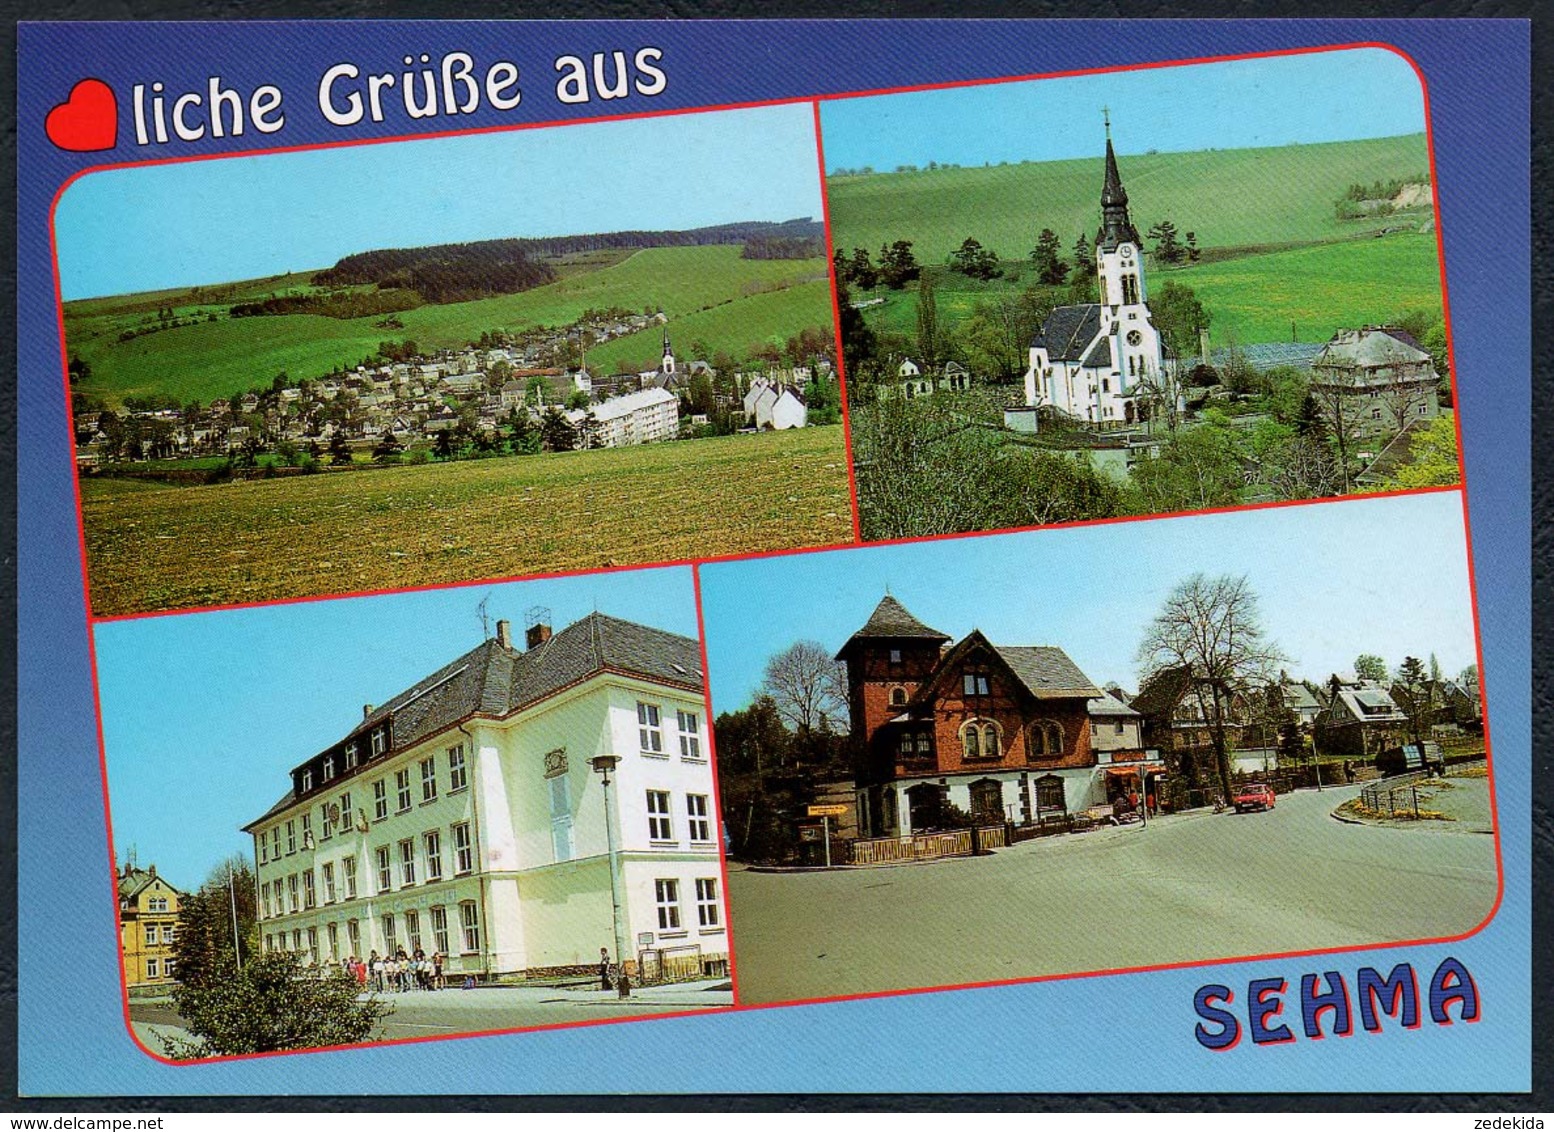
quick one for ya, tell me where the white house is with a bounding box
[747,382,808,430]
[244,612,726,981]
[568,386,680,448]
[1024,123,1183,428]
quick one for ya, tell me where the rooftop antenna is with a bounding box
[525,605,552,632]
[476,593,492,640]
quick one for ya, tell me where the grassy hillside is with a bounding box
[64,246,831,407]
[859,231,1442,348]
[81,426,854,617]
[826,133,1433,264]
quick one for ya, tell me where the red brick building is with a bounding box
[841,596,1123,836]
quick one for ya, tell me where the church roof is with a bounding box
[836,595,951,658]
[1032,304,1103,362]
[1098,134,1142,251]
[1081,335,1113,369]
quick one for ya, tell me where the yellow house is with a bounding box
[118,863,183,990]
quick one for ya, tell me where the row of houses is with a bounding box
[833,595,1480,839]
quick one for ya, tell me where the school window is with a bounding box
[287,874,299,913]
[677,711,702,759]
[265,934,275,953]
[962,672,990,696]
[258,834,268,865]
[447,744,467,792]
[302,769,313,793]
[371,728,387,757]
[340,791,353,827]
[164,959,176,979]
[270,828,280,859]
[326,922,339,959]
[695,878,720,929]
[144,924,157,946]
[381,913,397,955]
[301,813,313,849]
[638,702,664,754]
[431,906,450,954]
[420,757,438,803]
[260,881,271,919]
[320,803,332,840]
[396,768,412,813]
[321,862,336,904]
[549,775,574,863]
[373,779,388,820]
[146,958,159,979]
[286,820,296,854]
[452,822,473,874]
[406,909,422,952]
[687,794,712,842]
[162,924,175,944]
[345,742,359,770]
[424,830,443,881]
[292,929,302,952]
[343,855,358,899]
[459,901,481,952]
[376,847,392,893]
[306,926,318,962]
[303,870,316,909]
[654,879,682,932]
[347,919,360,954]
[647,790,673,841]
[324,755,336,782]
[399,839,417,886]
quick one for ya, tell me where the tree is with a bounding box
[1070,233,1095,280]
[328,432,353,466]
[761,641,849,737]
[505,408,539,455]
[1376,415,1460,489]
[1127,419,1246,513]
[1393,656,1435,756]
[432,427,456,459]
[372,428,402,464]
[1148,220,1185,264]
[1136,574,1288,801]
[538,406,577,452]
[1354,654,1389,683]
[1029,228,1069,285]
[848,247,879,290]
[170,857,258,990]
[162,951,390,1059]
[1310,383,1365,492]
[914,273,942,369]
[877,240,921,289]
[948,237,1002,281]
[1149,281,1211,363]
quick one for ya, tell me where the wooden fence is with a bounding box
[847,826,1006,866]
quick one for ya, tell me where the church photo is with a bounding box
[821,47,1459,540]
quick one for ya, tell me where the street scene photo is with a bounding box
[699,490,1494,1004]
[58,102,850,617]
[823,48,1459,539]
[96,568,732,1059]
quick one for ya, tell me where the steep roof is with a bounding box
[836,595,950,658]
[992,645,1102,700]
[1312,326,1434,375]
[1130,666,1198,718]
[1032,304,1102,362]
[245,612,701,830]
[118,865,181,901]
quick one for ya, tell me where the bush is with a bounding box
[162,952,391,1059]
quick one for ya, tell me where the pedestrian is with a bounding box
[433,951,445,991]
[369,951,383,993]
[599,947,614,991]
[1344,760,1355,784]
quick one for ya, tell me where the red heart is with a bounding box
[46,79,118,152]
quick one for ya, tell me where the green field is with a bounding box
[64,246,832,407]
[80,427,855,617]
[826,133,1433,264]
[857,232,1443,349]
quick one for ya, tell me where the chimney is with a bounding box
[495,619,512,649]
[363,704,374,719]
[526,621,553,650]
[148,864,156,877]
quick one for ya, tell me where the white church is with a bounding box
[1023,122,1185,429]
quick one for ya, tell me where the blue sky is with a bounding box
[55,102,822,300]
[93,568,698,892]
[820,47,1426,172]
[700,492,1477,715]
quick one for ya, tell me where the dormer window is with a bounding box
[345,742,359,769]
[323,756,335,782]
[301,769,313,793]
[371,728,386,757]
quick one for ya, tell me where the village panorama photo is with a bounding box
[699,490,1494,1006]
[823,47,1460,541]
[57,101,851,618]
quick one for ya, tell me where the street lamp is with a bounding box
[589,754,630,998]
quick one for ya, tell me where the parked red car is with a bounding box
[1234,782,1277,813]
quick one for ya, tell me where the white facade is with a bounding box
[249,631,725,979]
[882,768,1108,834]
[569,387,680,448]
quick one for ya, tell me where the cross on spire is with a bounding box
[1103,105,1111,138]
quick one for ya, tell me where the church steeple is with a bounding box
[661,328,675,375]
[1097,111,1140,253]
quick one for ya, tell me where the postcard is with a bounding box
[15,19,1530,1098]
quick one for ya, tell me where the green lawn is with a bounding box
[64,246,832,407]
[80,427,855,616]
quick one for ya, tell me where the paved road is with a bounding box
[128,980,733,1052]
[727,784,1499,1005]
